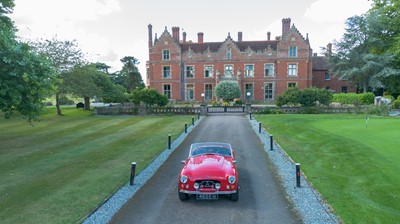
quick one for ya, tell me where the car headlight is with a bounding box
[180,175,188,184]
[228,176,236,184]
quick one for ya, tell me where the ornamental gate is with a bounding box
[206,106,245,113]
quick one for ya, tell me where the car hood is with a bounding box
[183,154,236,180]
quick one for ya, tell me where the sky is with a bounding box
[10,0,372,80]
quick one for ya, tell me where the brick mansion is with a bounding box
[146,18,354,102]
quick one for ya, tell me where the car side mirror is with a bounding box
[181,160,186,164]
[232,160,237,164]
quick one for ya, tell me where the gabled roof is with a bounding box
[180,40,278,53]
[312,56,328,70]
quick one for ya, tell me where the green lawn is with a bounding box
[0,107,194,224]
[255,114,400,223]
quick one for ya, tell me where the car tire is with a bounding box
[230,190,239,201]
[179,191,189,201]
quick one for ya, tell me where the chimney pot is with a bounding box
[183,32,187,43]
[267,31,271,41]
[238,32,243,42]
[198,32,204,44]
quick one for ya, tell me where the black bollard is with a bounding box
[192,116,194,125]
[168,134,171,149]
[185,122,187,133]
[130,162,136,186]
[250,112,252,120]
[198,113,200,120]
[259,122,262,133]
[270,134,273,150]
[296,163,301,187]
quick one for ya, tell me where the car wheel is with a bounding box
[230,190,239,201]
[179,191,189,201]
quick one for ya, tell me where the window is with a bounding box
[226,49,232,60]
[342,86,348,93]
[245,83,254,100]
[186,66,194,78]
[205,84,213,100]
[244,65,254,77]
[289,46,297,57]
[162,49,170,60]
[264,64,274,77]
[204,65,213,78]
[163,66,171,78]
[324,72,331,80]
[186,84,194,100]
[288,82,297,88]
[163,84,171,99]
[224,65,233,77]
[288,64,297,76]
[264,83,274,99]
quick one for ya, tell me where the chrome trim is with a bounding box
[179,190,237,195]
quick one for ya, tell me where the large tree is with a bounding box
[215,81,241,101]
[1,0,54,121]
[29,38,87,115]
[64,64,127,109]
[110,56,144,93]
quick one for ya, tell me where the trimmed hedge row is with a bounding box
[332,92,375,105]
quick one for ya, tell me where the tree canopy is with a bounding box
[1,0,55,121]
[327,0,400,95]
[215,81,241,101]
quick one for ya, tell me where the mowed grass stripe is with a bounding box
[0,109,192,224]
[255,114,400,223]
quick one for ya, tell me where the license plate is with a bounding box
[196,194,218,200]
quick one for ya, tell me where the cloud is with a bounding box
[304,0,371,23]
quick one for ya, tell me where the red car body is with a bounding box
[178,142,239,201]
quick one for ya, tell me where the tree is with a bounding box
[215,81,241,101]
[276,87,302,107]
[111,56,145,93]
[1,0,55,121]
[29,38,87,115]
[64,64,127,109]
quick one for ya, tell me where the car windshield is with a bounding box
[191,146,232,157]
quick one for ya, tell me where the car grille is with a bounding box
[196,180,220,189]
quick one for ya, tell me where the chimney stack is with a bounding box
[267,31,271,41]
[183,32,187,43]
[327,43,332,55]
[172,27,180,42]
[238,32,242,42]
[148,24,153,48]
[198,32,204,44]
[282,18,291,36]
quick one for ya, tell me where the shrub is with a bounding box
[58,96,74,105]
[276,87,301,107]
[131,88,168,107]
[365,105,389,116]
[277,87,332,107]
[234,100,243,105]
[215,81,241,101]
[332,92,374,105]
[393,96,400,109]
[360,92,375,105]
[222,101,230,107]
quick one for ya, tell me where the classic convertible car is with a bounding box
[178,142,239,201]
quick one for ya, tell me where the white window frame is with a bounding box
[162,66,171,78]
[264,63,275,77]
[186,65,195,78]
[162,49,170,60]
[226,49,232,60]
[163,84,171,99]
[245,83,254,100]
[324,72,331,80]
[288,63,298,76]
[244,64,254,77]
[264,82,274,100]
[204,65,213,78]
[186,83,194,101]
[204,84,213,100]
[289,46,297,57]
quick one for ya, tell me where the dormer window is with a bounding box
[163,49,170,60]
[289,46,297,57]
[226,49,232,60]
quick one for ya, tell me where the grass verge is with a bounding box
[0,106,194,224]
[255,114,400,223]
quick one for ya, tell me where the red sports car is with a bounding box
[178,142,239,201]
